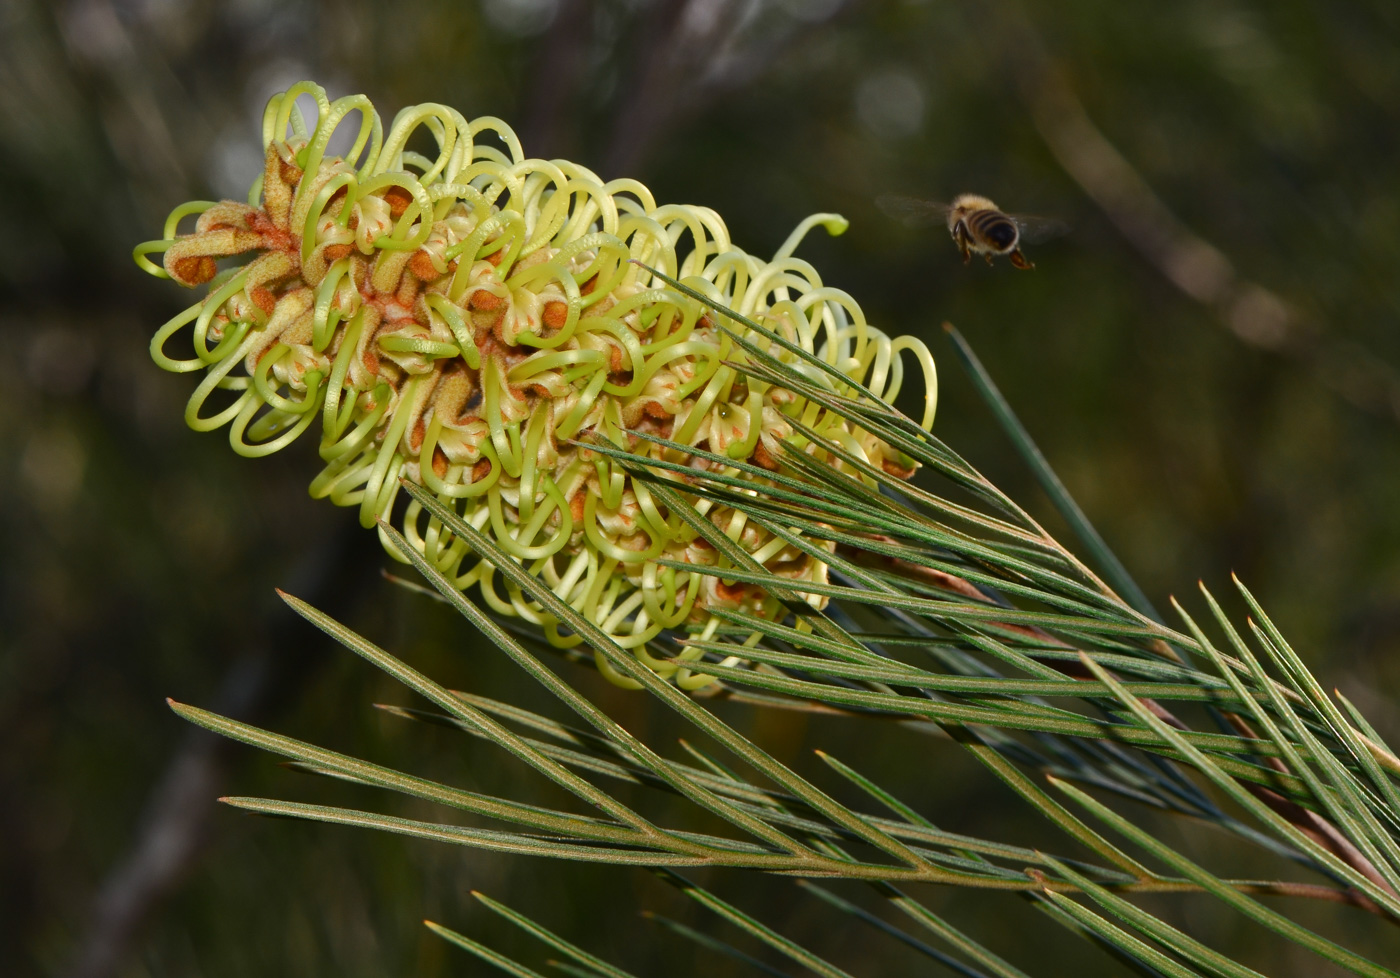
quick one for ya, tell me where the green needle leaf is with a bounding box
[943,324,1159,623]
[654,870,857,978]
[427,919,551,978]
[472,892,638,978]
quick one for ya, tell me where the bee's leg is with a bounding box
[984,253,995,266]
[1009,249,1034,270]
[953,222,972,264]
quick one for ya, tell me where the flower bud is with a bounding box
[136,82,938,687]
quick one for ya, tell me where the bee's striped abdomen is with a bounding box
[966,209,1019,252]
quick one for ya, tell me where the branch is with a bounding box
[603,0,854,175]
[62,525,377,978]
[978,1,1400,425]
[849,542,1397,917]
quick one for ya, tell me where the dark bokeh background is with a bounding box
[4,1,1400,975]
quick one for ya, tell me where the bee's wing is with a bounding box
[875,194,950,229]
[1009,213,1071,246]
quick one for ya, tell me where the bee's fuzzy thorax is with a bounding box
[948,193,998,219]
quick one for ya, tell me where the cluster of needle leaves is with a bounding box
[173,272,1400,977]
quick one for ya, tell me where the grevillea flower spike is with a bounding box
[135,82,937,688]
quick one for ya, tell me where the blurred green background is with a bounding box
[4,1,1400,975]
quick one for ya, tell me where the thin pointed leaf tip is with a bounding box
[135,81,937,687]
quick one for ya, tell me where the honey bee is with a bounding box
[876,193,1068,269]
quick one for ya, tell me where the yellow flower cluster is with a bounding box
[135,82,936,687]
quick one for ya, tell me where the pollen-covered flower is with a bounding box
[135,82,937,688]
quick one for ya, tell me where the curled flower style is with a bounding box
[135,82,937,688]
